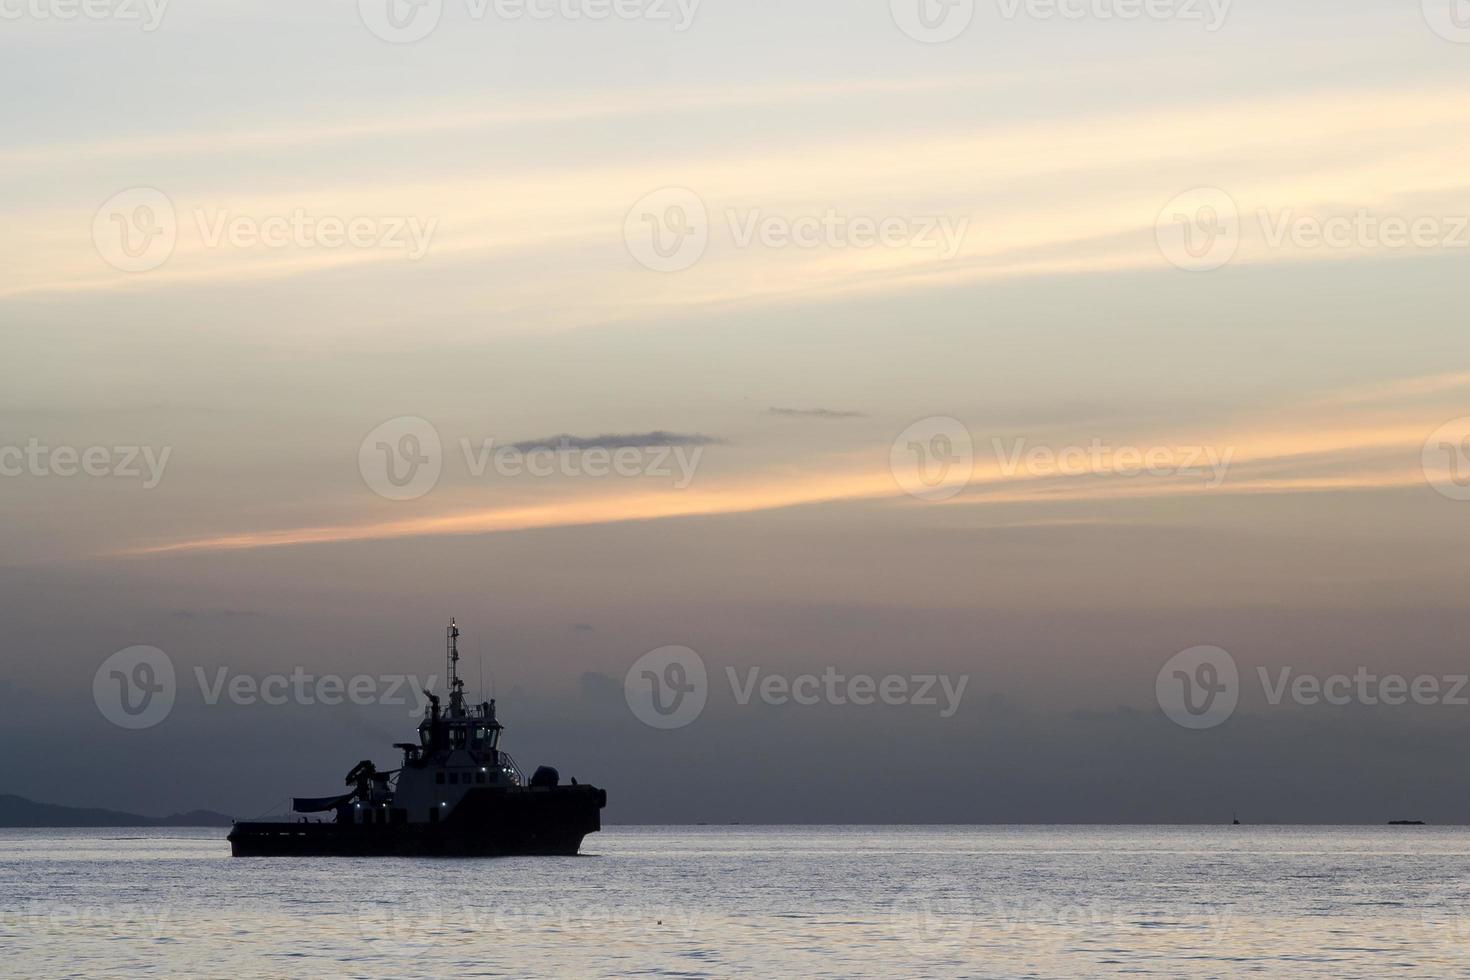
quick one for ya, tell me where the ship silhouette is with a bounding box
[229,620,605,857]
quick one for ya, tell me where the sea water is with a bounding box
[3,825,1469,977]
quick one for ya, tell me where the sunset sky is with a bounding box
[3,1,1469,822]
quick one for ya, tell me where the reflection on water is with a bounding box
[4,825,1470,977]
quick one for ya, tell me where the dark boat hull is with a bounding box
[228,785,605,857]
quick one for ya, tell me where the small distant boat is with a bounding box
[1388,820,1426,826]
[1232,812,1240,825]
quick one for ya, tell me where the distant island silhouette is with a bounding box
[0,794,232,828]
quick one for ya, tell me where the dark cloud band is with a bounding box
[508,431,722,452]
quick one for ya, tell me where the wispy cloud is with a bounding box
[118,373,1457,557]
[10,83,1470,328]
[0,75,1028,172]
[120,471,898,556]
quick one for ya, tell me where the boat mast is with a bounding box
[446,618,465,714]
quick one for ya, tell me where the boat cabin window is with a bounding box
[450,726,467,749]
[435,772,445,784]
[476,772,486,784]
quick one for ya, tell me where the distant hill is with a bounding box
[0,794,233,828]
